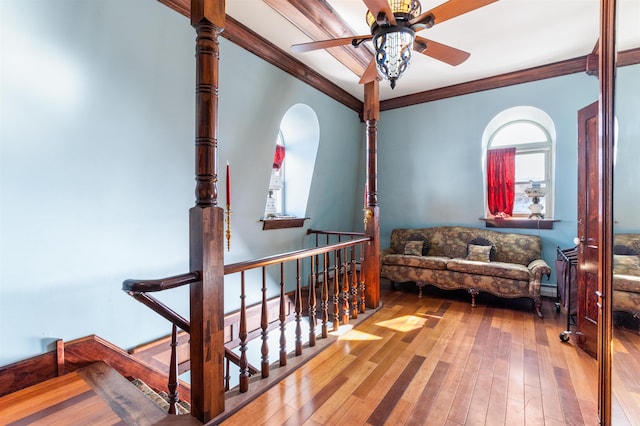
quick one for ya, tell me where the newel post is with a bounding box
[189,0,226,422]
[363,81,381,309]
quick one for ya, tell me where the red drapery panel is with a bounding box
[273,144,285,170]
[487,147,516,217]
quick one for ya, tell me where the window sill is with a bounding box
[480,217,558,230]
[261,217,309,230]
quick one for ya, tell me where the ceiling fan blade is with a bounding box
[410,0,498,27]
[413,36,470,66]
[291,35,372,53]
[362,0,397,26]
[359,58,379,85]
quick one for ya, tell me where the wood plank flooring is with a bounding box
[220,284,599,425]
[0,361,170,425]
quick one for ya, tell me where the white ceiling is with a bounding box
[225,0,640,101]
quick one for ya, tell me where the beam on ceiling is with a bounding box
[264,0,372,78]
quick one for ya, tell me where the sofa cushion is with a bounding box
[468,237,497,261]
[613,254,640,276]
[614,234,640,256]
[404,241,424,256]
[446,259,530,281]
[382,254,449,270]
[613,274,640,293]
[467,244,491,262]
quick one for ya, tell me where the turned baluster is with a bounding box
[342,247,350,325]
[350,246,358,319]
[278,262,287,366]
[321,252,329,338]
[260,267,269,378]
[224,357,231,391]
[308,256,317,347]
[359,243,366,313]
[239,271,249,392]
[332,249,340,331]
[295,259,303,356]
[167,323,179,414]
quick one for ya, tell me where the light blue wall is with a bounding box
[614,64,640,233]
[377,72,602,287]
[0,0,362,366]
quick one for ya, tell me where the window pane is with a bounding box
[513,182,547,216]
[515,152,545,182]
[491,122,547,147]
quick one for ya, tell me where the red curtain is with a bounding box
[273,144,285,170]
[487,147,516,217]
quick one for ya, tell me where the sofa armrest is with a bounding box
[528,259,551,278]
[527,259,551,297]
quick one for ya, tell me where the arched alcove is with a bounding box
[265,104,320,219]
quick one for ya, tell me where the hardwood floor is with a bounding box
[220,283,599,425]
[0,361,169,425]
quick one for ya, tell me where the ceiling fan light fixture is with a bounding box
[366,0,422,89]
[373,26,415,89]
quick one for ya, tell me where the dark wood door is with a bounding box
[576,101,600,358]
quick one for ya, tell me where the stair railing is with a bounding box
[122,232,370,415]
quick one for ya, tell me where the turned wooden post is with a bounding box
[363,81,381,309]
[189,0,226,422]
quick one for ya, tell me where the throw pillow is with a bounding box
[613,254,640,276]
[404,240,424,256]
[407,234,431,255]
[468,237,497,261]
[467,244,492,262]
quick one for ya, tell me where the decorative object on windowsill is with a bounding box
[524,181,547,219]
[264,190,278,218]
[225,162,231,251]
[290,0,498,89]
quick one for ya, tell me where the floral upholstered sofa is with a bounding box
[381,226,551,317]
[613,233,640,319]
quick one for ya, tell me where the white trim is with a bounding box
[541,285,557,298]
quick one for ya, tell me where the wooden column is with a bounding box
[598,0,616,423]
[363,81,380,309]
[189,0,226,422]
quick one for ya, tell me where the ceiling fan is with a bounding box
[291,0,499,89]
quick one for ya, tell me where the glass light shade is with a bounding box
[373,27,415,89]
[366,0,421,27]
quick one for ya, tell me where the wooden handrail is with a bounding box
[224,237,369,275]
[123,271,201,293]
[123,232,371,413]
[307,229,365,237]
[127,292,190,333]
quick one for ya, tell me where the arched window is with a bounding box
[483,107,556,219]
[265,131,285,218]
[263,104,319,221]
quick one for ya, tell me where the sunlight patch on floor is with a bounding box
[376,314,427,332]
[337,328,382,341]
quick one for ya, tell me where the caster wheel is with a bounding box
[560,332,570,342]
